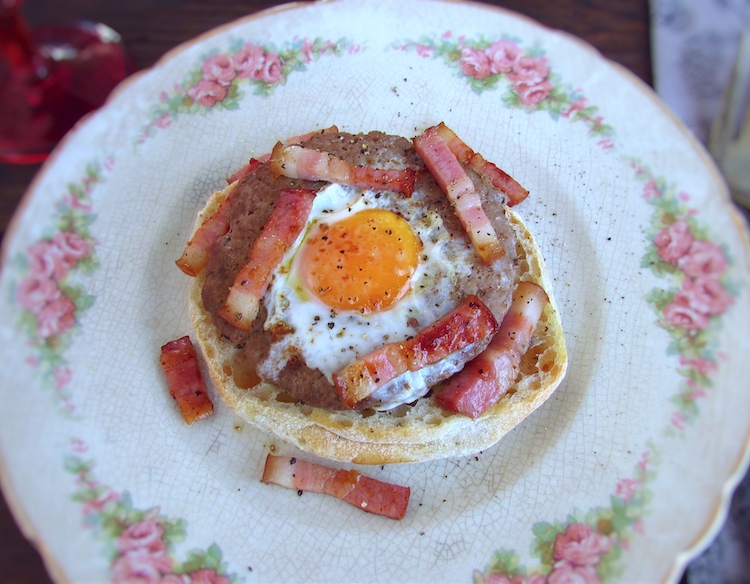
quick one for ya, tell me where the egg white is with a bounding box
[258,183,480,406]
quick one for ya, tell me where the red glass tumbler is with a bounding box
[0,0,136,164]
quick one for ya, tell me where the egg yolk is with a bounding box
[299,209,420,313]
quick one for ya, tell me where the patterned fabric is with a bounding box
[651,0,750,143]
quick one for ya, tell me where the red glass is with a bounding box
[0,0,136,164]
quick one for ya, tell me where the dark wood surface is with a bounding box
[0,0,657,582]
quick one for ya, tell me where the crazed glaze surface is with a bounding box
[0,0,749,582]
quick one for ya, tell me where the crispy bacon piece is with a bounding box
[434,122,529,206]
[334,344,409,410]
[226,126,343,185]
[262,454,410,520]
[227,127,342,184]
[435,282,548,419]
[333,295,498,409]
[219,188,316,332]
[269,143,416,196]
[159,336,214,424]
[226,156,265,184]
[413,125,503,263]
[468,154,529,206]
[177,127,339,277]
[175,184,239,277]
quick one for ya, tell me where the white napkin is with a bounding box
[651,0,750,144]
[650,1,750,582]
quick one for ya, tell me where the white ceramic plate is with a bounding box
[2,1,749,582]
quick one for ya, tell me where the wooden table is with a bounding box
[0,0,696,581]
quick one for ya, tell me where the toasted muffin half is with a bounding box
[183,129,567,464]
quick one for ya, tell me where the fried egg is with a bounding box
[258,182,482,407]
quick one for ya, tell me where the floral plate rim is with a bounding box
[1,1,750,583]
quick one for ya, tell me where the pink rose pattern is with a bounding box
[13,158,233,582]
[477,164,738,583]
[116,518,169,555]
[654,218,693,263]
[552,524,612,568]
[638,162,737,431]
[465,46,736,582]
[13,160,109,415]
[392,32,615,148]
[141,36,357,142]
[476,451,655,583]
[19,234,89,335]
[474,572,546,584]
[10,29,738,584]
[67,441,235,583]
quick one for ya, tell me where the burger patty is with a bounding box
[201,130,519,410]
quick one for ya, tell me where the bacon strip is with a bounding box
[413,126,503,263]
[219,188,316,332]
[226,156,265,184]
[262,454,410,520]
[434,122,529,206]
[269,143,416,196]
[175,184,239,277]
[177,127,340,277]
[159,336,214,424]
[226,127,342,184]
[333,295,498,409]
[435,282,548,419]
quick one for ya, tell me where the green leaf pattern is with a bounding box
[390,31,615,148]
[139,36,359,143]
[10,157,239,581]
[12,159,110,416]
[471,160,740,581]
[635,162,739,432]
[473,448,659,583]
[66,440,237,583]
[7,27,744,584]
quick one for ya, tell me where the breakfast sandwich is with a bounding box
[176,124,567,464]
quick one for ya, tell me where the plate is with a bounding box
[1,0,749,582]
